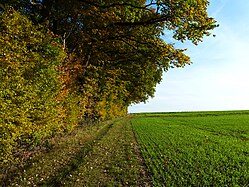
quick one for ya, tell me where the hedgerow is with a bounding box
[0,7,128,172]
[0,8,66,168]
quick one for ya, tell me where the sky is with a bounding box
[129,0,249,113]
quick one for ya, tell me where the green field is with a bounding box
[132,111,249,186]
[1,111,249,186]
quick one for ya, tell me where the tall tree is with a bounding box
[1,0,217,114]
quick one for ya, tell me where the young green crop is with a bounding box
[132,111,249,186]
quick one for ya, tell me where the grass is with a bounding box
[1,110,248,186]
[1,118,150,187]
[131,111,249,186]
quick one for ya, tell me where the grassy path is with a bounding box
[2,118,150,187]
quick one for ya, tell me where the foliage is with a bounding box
[132,111,249,186]
[0,8,66,168]
[2,0,217,106]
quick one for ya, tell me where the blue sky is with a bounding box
[129,0,249,113]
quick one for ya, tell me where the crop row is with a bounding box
[132,113,249,186]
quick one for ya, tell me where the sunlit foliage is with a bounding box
[0,8,66,166]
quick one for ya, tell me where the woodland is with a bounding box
[0,0,217,170]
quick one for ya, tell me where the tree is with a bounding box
[0,0,217,170]
[1,0,217,117]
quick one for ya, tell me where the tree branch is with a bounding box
[78,0,159,10]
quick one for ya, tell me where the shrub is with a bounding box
[0,8,65,168]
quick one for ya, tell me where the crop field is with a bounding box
[131,111,249,186]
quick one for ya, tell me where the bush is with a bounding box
[0,8,66,168]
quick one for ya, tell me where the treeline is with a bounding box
[0,0,216,169]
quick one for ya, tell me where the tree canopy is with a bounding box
[1,0,217,103]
